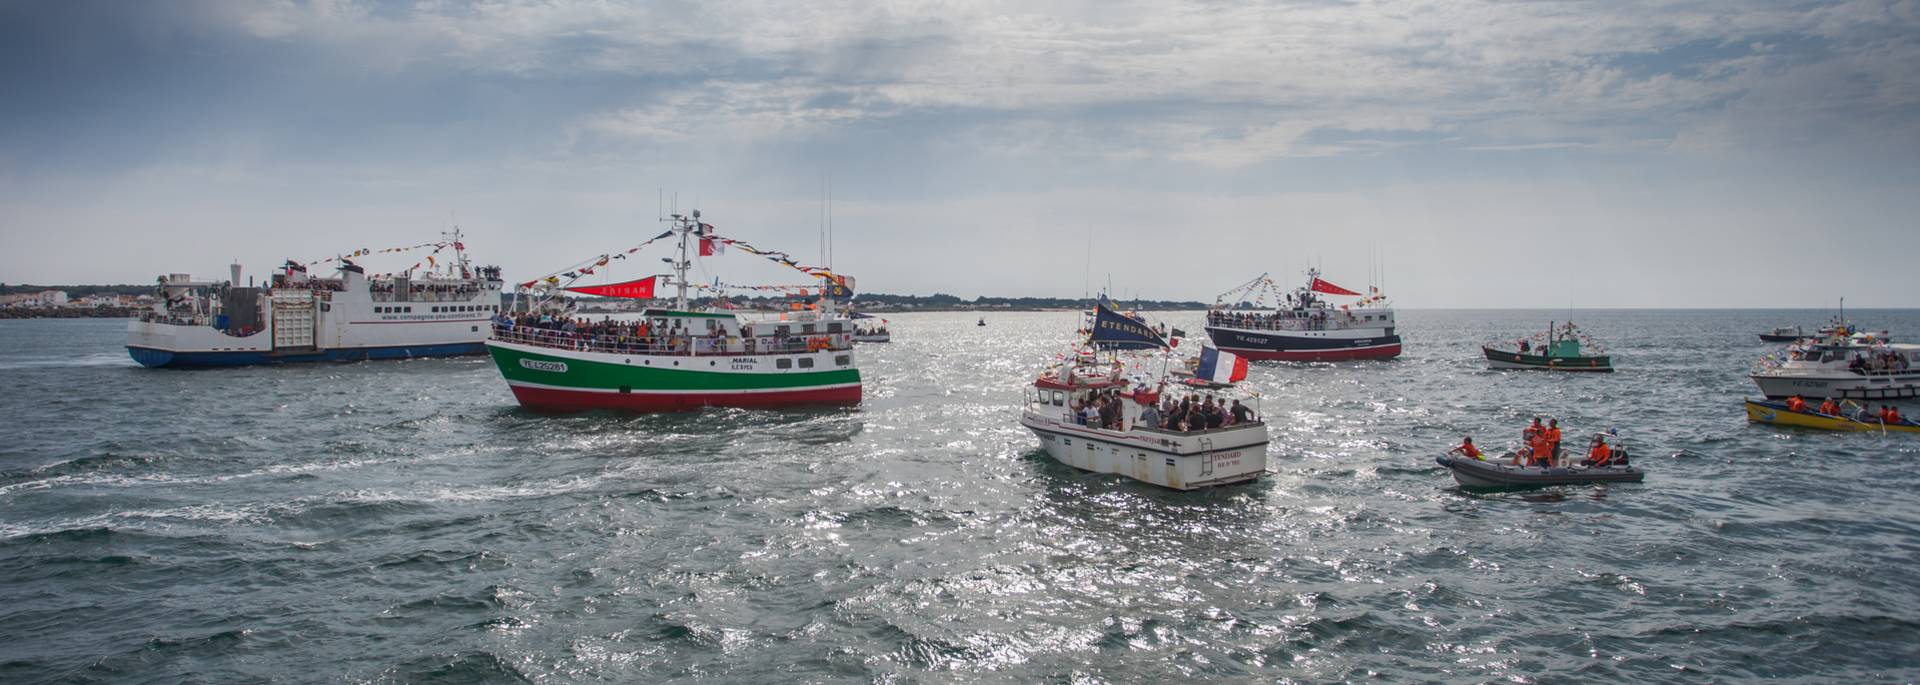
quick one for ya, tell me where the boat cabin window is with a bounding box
[828,323,843,333]
[803,324,817,334]
[704,319,718,332]
[835,355,850,366]
[1052,391,1065,406]
[775,325,790,337]
[776,358,792,369]
[799,358,815,368]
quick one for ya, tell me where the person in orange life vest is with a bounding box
[1545,418,1563,461]
[1513,419,1544,465]
[1819,398,1841,416]
[1581,435,1613,467]
[1891,406,1906,424]
[1447,436,1483,461]
[1785,395,1808,413]
[1521,428,1554,468]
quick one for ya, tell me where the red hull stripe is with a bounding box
[1217,343,1403,361]
[508,383,862,412]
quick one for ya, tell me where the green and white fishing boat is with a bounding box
[1483,322,1613,372]
[486,210,862,412]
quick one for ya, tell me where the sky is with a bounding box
[1,0,1916,307]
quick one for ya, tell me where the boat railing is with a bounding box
[1135,420,1265,437]
[1206,313,1384,332]
[492,324,852,356]
[1033,404,1266,436]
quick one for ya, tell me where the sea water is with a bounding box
[1,310,1917,682]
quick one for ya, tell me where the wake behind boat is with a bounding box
[486,210,862,412]
[127,233,503,368]
[1205,270,1400,361]
[1020,302,1269,490]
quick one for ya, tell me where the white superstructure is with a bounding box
[127,232,504,367]
[1750,334,1920,400]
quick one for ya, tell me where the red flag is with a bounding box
[563,276,657,299]
[699,237,723,256]
[1311,277,1361,296]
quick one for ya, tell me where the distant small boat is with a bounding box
[1744,399,1919,433]
[853,328,890,343]
[1484,322,1612,372]
[977,318,986,327]
[1435,450,1642,488]
[1759,325,1806,343]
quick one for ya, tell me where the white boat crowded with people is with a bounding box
[127,232,504,368]
[852,314,891,343]
[1020,301,1269,490]
[1751,331,1920,400]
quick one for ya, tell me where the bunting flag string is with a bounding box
[516,230,676,289]
[303,241,447,267]
[694,281,826,294]
[702,232,842,283]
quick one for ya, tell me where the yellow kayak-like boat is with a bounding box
[1744,399,1920,433]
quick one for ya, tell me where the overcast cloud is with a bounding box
[2,0,1916,306]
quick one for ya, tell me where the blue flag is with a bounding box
[1089,304,1168,350]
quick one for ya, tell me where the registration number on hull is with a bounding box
[520,359,568,373]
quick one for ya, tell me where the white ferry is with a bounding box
[1750,333,1920,400]
[1019,303,1269,490]
[127,233,504,368]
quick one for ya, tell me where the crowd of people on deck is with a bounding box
[1208,296,1375,332]
[493,312,849,356]
[1848,349,1912,373]
[1447,416,1625,468]
[369,280,483,301]
[1069,387,1257,433]
[1783,395,1908,425]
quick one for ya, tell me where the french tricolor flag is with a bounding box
[1196,346,1248,383]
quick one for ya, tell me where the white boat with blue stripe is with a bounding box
[127,233,504,368]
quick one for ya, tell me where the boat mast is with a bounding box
[674,210,696,311]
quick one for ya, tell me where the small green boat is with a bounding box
[1484,322,1613,372]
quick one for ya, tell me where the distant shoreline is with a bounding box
[0,308,140,320]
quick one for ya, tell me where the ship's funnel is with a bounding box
[230,262,243,285]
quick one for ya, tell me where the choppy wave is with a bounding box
[2,312,1919,682]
